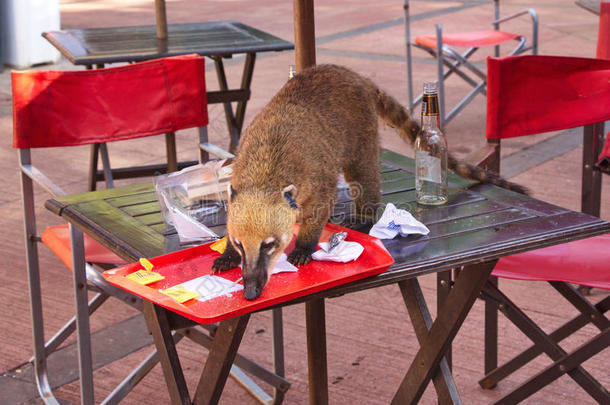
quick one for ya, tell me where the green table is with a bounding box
[47,150,610,404]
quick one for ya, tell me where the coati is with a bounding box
[212,64,526,300]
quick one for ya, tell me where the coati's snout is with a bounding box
[231,235,282,300]
[226,186,298,300]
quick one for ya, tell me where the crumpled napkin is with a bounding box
[369,203,430,239]
[312,240,364,263]
[271,253,298,274]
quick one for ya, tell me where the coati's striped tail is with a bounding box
[448,156,529,195]
[372,87,530,195]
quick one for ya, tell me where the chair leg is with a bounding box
[88,143,101,191]
[480,295,610,389]
[495,328,610,405]
[21,162,62,405]
[436,24,446,128]
[70,224,95,405]
[481,281,609,401]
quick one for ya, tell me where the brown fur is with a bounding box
[213,64,526,299]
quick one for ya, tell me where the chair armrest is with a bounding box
[493,8,538,54]
[21,164,67,197]
[493,8,537,26]
[463,143,500,171]
[199,142,235,164]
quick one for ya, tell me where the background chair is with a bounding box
[472,55,610,404]
[403,0,538,127]
[13,55,213,404]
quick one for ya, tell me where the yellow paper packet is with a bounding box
[210,237,227,254]
[162,285,200,303]
[126,270,165,285]
[139,258,154,272]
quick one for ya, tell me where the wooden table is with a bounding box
[575,0,600,15]
[46,149,610,404]
[43,21,294,188]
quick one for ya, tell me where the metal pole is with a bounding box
[404,0,414,114]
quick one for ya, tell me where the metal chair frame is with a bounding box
[404,0,538,127]
[16,68,287,404]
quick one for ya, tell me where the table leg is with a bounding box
[306,298,328,405]
[391,261,496,405]
[213,53,256,153]
[69,224,95,405]
[399,278,461,405]
[272,307,287,404]
[234,53,256,136]
[437,270,453,368]
[142,301,191,405]
[193,315,251,405]
[484,276,499,379]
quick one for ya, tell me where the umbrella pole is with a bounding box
[154,0,168,40]
[293,0,316,71]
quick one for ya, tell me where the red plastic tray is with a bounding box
[103,223,394,324]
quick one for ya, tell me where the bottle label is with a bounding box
[416,151,442,184]
[422,94,440,116]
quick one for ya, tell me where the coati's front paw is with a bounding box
[287,248,314,266]
[212,250,241,272]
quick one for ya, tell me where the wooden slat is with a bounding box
[63,199,166,261]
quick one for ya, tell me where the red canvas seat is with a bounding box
[13,54,209,403]
[476,54,610,403]
[41,225,126,270]
[492,234,610,289]
[404,0,538,127]
[415,30,520,50]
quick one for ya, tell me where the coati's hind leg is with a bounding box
[288,191,336,266]
[343,156,382,228]
[212,239,241,272]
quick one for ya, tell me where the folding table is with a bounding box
[43,21,294,188]
[46,149,610,404]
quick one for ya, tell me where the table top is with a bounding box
[575,0,600,15]
[46,149,610,298]
[43,21,294,65]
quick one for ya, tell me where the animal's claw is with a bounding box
[212,250,241,272]
[287,248,313,266]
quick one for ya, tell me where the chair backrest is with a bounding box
[597,1,610,59]
[485,55,609,216]
[486,55,610,140]
[12,54,208,149]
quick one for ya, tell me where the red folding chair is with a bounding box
[13,55,211,404]
[596,1,610,175]
[404,0,538,127]
[472,55,610,404]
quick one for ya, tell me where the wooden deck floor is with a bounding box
[1,0,609,403]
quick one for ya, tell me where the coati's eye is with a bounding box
[260,237,277,253]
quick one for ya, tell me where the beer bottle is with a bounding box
[415,81,448,205]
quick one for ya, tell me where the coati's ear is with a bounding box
[229,185,237,202]
[282,184,298,209]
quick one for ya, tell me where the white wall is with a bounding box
[1,0,61,68]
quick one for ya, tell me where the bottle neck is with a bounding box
[421,113,441,130]
[421,92,441,130]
